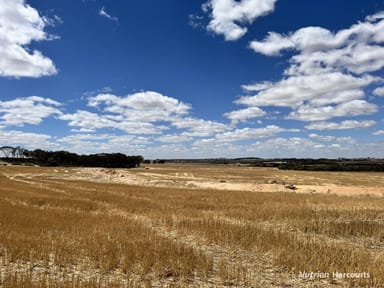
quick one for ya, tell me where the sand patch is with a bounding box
[52,166,384,197]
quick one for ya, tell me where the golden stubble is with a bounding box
[0,165,383,287]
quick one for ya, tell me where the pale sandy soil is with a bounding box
[46,164,384,197]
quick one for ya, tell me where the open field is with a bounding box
[0,164,383,287]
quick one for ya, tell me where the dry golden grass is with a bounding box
[0,165,383,287]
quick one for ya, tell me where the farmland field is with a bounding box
[0,164,383,287]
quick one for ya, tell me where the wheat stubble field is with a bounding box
[0,164,383,287]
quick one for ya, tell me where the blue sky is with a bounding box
[1,0,384,159]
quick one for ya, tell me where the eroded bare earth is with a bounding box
[59,164,384,196]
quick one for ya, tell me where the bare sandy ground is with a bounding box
[49,164,384,197]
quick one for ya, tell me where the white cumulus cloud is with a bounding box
[229,12,384,126]
[171,117,228,137]
[236,73,377,108]
[215,125,284,142]
[88,91,191,122]
[373,87,384,97]
[0,96,62,126]
[305,120,376,131]
[0,129,59,150]
[0,0,58,78]
[287,100,378,122]
[373,130,384,136]
[224,107,266,123]
[60,91,228,138]
[202,0,277,41]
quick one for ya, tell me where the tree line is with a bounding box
[278,158,384,172]
[3,148,143,168]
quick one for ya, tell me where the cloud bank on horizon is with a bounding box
[1,0,384,159]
